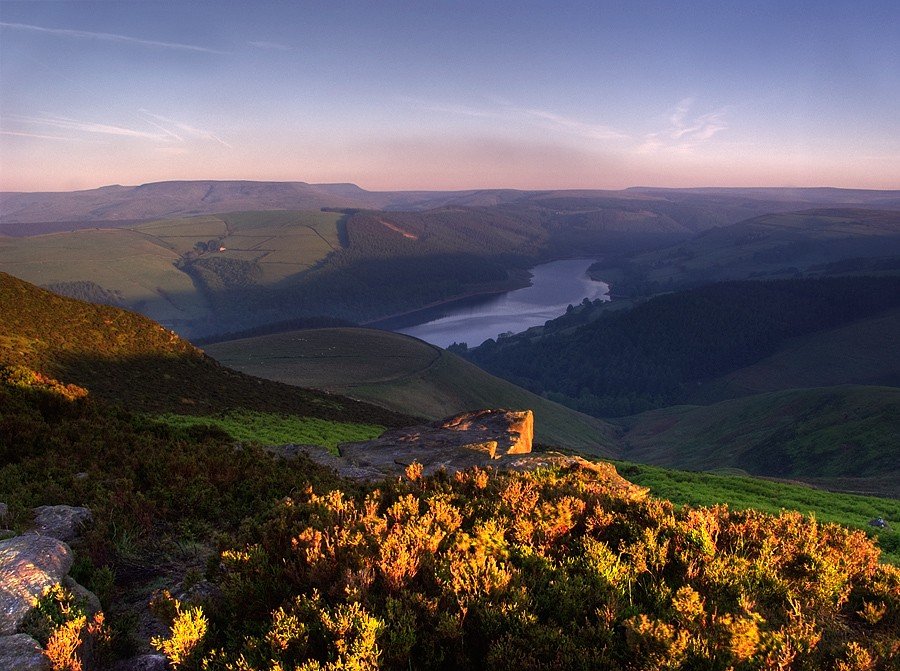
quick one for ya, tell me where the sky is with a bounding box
[1,0,898,192]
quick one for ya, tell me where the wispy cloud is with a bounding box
[639,98,728,153]
[1,129,72,141]
[138,110,232,148]
[410,98,630,142]
[0,21,225,54]
[12,114,169,140]
[248,40,293,52]
[520,108,631,141]
[4,112,231,149]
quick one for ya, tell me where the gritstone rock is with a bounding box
[0,535,73,635]
[0,633,49,671]
[31,505,92,542]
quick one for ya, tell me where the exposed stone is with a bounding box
[339,409,535,478]
[63,576,101,615]
[0,633,49,671]
[269,443,388,480]
[108,653,169,671]
[0,535,73,635]
[31,505,92,542]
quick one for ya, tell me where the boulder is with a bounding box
[0,535,73,635]
[340,409,534,477]
[0,633,49,671]
[31,505,92,542]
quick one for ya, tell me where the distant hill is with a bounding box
[589,208,900,296]
[4,180,898,228]
[205,327,619,455]
[620,385,900,498]
[0,271,411,426]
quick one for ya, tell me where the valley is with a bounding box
[2,183,899,670]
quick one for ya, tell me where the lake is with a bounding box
[395,258,609,348]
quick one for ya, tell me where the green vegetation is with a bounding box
[589,209,900,296]
[619,386,900,498]
[3,274,900,669]
[615,461,900,565]
[153,410,384,454]
[186,466,898,670]
[466,276,900,417]
[688,308,900,403]
[0,271,412,426]
[206,327,618,453]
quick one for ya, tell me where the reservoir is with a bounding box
[394,258,609,348]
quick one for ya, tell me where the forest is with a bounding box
[464,276,900,417]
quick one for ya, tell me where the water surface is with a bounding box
[397,258,609,348]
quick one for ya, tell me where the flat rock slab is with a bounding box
[31,505,92,542]
[0,535,73,635]
[340,409,535,477]
[0,634,49,671]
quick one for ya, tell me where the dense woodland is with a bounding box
[465,276,900,417]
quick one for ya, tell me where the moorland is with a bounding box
[1,181,899,670]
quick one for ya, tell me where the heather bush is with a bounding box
[194,465,899,670]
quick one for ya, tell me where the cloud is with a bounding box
[409,98,630,142]
[639,99,728,153]
[12,114,169,140]
[5,112,231,149]
[520,108,631,141]
[1,130,71,141]
[0,21,225,54]
[138,110,232,148]
[248,40,293,51]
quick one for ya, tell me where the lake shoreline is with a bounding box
[362,267,534,331]
[388,258,610,348]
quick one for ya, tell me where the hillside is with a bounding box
[2,269,899,670]
[0,271,410,426]
[465,275,900,416]
[620,385,900,498]
[687,307,900,403]
[205,327,619,455]
[4,181,898,227]
[589,208,900,296]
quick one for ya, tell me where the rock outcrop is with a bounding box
[339,409,534,477]
[31,505,92,543]
[0,534,73,635]
[0,633,49,671]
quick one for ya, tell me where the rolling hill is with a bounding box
[205,327,619,455]
[0,271,410,427]
[465,275,900,416]
[589,208,900,296]
[687,307,900,404]
[619,385,900,498]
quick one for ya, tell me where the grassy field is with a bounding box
[152,410,384,453]
[620,385,900,497]
[0,211,344,333]
[688,307,900,403]
[0,228,209,325]
[615,460,900,565]
[206,327,619,455]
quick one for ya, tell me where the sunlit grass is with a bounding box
[615,460,900,565]
[153,410,384,454]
